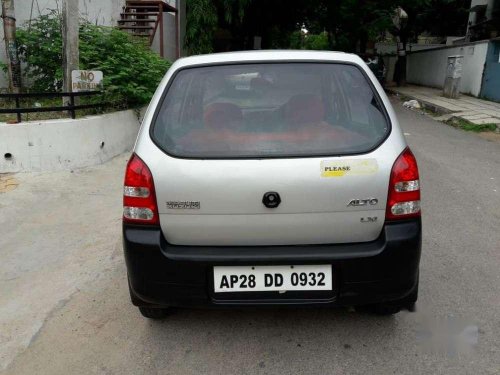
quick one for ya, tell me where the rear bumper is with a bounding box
[123,219,421,308]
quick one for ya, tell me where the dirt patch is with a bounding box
[0,174,19,193]
[477,131,500,143]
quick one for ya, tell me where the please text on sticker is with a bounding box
[320,159,378,177]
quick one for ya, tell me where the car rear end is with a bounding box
[122,51,421,317]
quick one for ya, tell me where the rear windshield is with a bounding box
[152,63,389,158]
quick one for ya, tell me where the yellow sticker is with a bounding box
[321,159,378,177]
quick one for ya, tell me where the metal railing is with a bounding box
[0,91,105,122]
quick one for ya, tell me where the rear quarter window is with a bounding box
[151,62,390,158]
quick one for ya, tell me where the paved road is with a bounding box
[1,100,499,374]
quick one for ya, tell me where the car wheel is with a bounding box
[138,306,170,319]
[404,282,418,312]
[128,280,143,306]
[365,302,402,316]
[363,276,419,316]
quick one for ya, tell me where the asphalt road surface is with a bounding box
[1,99,499,374]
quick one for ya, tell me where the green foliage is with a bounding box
[289,31,330,50]
[78,23,171,107]
[288,31,302,49]
[185,0,217,54]
[220,0,252,24]
[446,118,498,132]
[268,26,291,49]
[304,32,330,50]
[16,12,63,91]
[185,0,252,55]
[187,0,468,53]
[16,11,171,107]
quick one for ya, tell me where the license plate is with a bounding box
[213,265,332,293]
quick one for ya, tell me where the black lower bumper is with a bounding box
[123,219,421,308]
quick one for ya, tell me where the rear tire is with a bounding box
[365,302,402,316]
[362,276,419,316]
[139,306,170,319]
[404,282,418,312]
[128,280,143,306]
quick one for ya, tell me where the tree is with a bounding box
[238,0,395,52]
[184,0,217,54]
[390,0,470,85]
[292,0,391,53]
[16,12,171,106]
[184,0,471,57]
[184,0,252,54]
[1,0,22,92]
[417,0,469,37]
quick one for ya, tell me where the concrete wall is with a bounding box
[151,12,178,61]
[0,109,141,172]
[406,41,489,97]
[375,42,443,55]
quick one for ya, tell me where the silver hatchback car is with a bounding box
[123,51,421,319]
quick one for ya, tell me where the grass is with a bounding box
[445,118,498,132]
[1,97,66,123]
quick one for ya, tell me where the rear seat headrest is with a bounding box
[284,94,325,126]
[204,103,243,130]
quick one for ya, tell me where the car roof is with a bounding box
[171,50,365,70]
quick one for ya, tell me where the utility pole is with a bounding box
[62,0,78,101]
[1,0,22,93]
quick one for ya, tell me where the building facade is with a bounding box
[467,0,500,41]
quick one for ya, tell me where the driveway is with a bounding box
[1,100,499,374]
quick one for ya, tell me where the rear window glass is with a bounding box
[152,63,389,158]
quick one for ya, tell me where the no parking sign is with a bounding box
[71,70,103,92]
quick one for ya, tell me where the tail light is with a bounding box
[386,148,421,220]
[123,154,159,225]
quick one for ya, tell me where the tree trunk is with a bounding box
[1,0,22,93]
[62,0,79,102]
[397,55,407,86]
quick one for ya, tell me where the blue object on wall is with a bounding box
[480,41,500,102]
